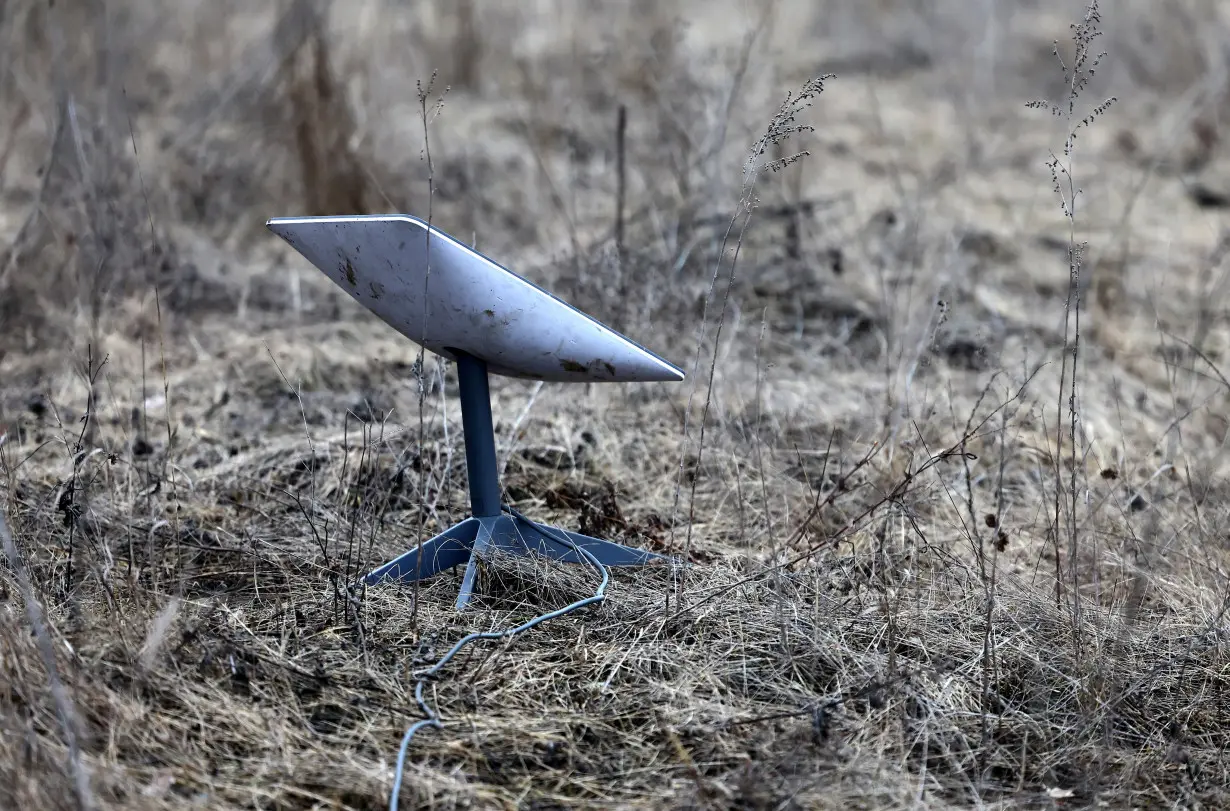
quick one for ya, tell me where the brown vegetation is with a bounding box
[3,1,1230,808]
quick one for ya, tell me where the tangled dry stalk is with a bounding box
[3,1,1230,809]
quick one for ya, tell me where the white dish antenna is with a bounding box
[266,214,683,383]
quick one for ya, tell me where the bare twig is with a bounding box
[0,509,95,810]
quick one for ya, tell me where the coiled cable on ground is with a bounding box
[387,505,611,811]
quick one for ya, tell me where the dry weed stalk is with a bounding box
[1026,0,1117,641]
[409,72,448,630]
[0,509,94,810]
[672,75,833,606]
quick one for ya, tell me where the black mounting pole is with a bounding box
[454,351,501,518]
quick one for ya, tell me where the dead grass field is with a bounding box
[3,1,1230,808]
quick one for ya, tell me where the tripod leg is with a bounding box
[454,516,505,611]
[450,516,673,610]
[499,514,671,567]
[363,517,481,586]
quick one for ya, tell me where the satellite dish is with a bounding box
[267,213,682,610]
[265,214,683,383]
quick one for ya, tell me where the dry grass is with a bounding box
[3,0,1230,808]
